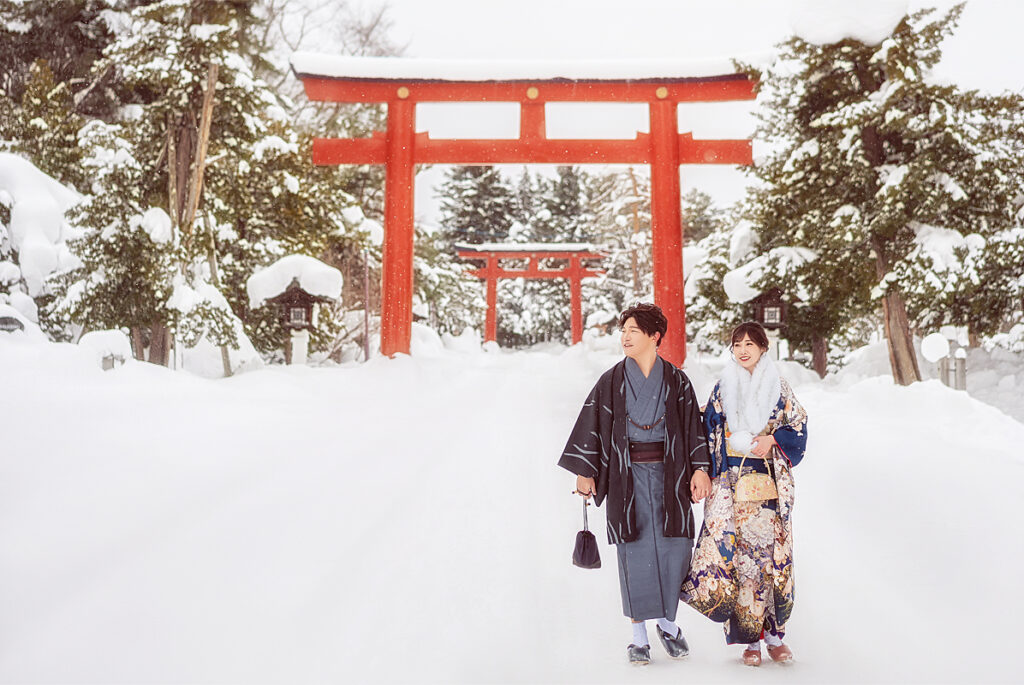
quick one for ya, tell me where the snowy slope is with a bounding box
[1,332,1022,683]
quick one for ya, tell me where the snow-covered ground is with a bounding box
[1,331,1022,683]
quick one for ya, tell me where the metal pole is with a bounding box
[363,247,371,362]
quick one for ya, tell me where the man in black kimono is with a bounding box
[559,303,712,665]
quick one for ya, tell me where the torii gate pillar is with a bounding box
[382,98,415,357]
[650,99,685,363]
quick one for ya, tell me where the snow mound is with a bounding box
[0,152,80,296]
[78,330,133,367]
[246,254,343,309]
[790,0,908,46]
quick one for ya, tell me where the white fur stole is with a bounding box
[720,353,782,455]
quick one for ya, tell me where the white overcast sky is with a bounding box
[308,0,1024,227]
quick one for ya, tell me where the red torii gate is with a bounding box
[292,54,756,366]
[455,243,604,344]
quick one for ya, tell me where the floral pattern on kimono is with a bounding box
[680,378,807,645]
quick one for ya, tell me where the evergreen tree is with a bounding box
[45,0,368,367]
[10,60,87,190]
[46,120,177,349]
[741,4,1024,384]
[437,166,517,249]
[583,167,652,325]
[414,224,486,338]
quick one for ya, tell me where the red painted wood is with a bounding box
[381,99,415,357]
[312,133,753,167]
[457,249,604,345]
[520,102,545,141]
[298,70,757,360]
[649,99,686,367]
[484,257,498,343]
[299,76,756,104]
[679,133,752,165]
[569,257,584,344]
[456,251,604,260]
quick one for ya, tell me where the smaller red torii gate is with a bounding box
[455,243,604,344]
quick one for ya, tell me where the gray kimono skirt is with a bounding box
[617,358,693,622]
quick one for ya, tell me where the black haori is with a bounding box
[558,357,711,544]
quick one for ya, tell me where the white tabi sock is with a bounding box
[631,621,649,647]
[746,640,761,651]
[655,618,679,638]
[764,632,784,647]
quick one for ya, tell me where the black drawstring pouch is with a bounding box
[572,499,601,569]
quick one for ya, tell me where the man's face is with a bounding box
[620,316,659,359]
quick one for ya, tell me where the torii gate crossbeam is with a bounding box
[292,55,756,366]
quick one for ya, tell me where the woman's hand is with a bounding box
[575,475,596,500]
[690,470,712,502]
[751,434,776,458]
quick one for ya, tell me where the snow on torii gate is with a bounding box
[454,242,604,345]
[291,54,756,366]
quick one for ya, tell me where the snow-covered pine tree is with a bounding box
[499,166,593,346]
[9,60,87,191]
[414,223,486,338]
[44,0,370,368]
[437,166,518,250]
[741,4,1024,384]
[46,119,178,354]
[583,167,651,325]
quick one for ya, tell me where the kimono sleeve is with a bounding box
[703,383,726,477]
[773,382,808,467]
[557,382,603,479]
[679,374,711,474]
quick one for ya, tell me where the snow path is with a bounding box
[1,339,1021,683]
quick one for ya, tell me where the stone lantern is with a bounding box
[265,278,334,364]
[246,254,343,365]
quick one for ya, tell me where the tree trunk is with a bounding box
[871,236,921,385]
[204,216,233,378]
[148,322,170,366]
[129,326,147,361]
[811,335,828,378]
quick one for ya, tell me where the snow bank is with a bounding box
[77,330,133,367]
[0,336,1020,682]
[0,152,80,296]
[246,254,343,309]
[0,302,46,341]
[790,0,908,46]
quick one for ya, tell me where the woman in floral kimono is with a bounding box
[681,321,808,667]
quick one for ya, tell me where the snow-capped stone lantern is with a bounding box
[247,255,343,365]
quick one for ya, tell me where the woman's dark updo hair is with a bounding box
[618,302,668,347]
[730,321,769,351]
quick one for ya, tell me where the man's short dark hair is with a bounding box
[730,321,769,351]
[618,302,668,347]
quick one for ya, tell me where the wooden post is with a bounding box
[484,255,498,343]
[649,99,685,367]
[381,96,415,357]
[569,256,584,344]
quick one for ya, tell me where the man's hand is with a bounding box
[575,475,596,500]
[690,470,712,502]
[751,434,776,458]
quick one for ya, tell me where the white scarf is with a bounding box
[720,352,781,455]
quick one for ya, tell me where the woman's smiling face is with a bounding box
[733,334,765,372]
